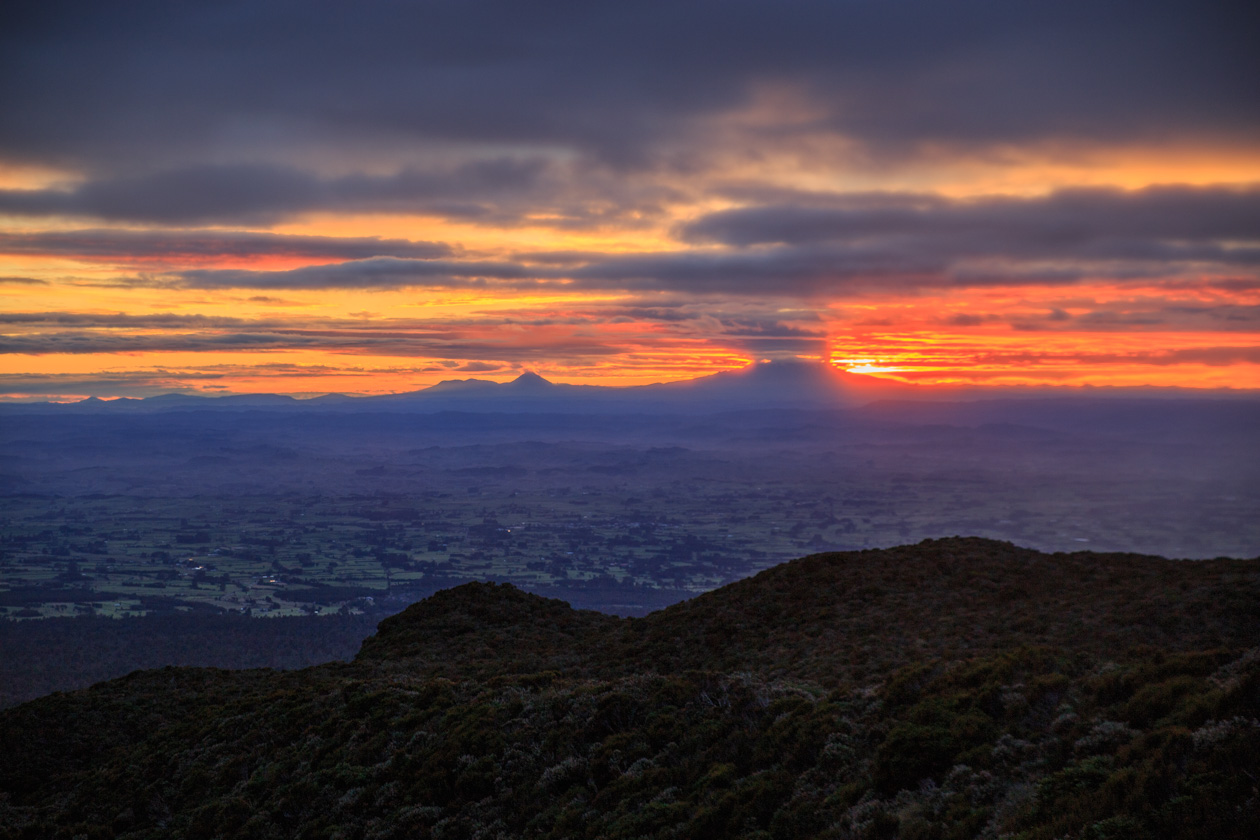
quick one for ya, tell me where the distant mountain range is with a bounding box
[5,360,1254,413]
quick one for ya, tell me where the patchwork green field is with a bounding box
[0,488,831,620]
[4,401,1258,621]
[3,462,1256,621]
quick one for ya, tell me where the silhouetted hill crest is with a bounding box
[645,537,1256,672]
[509,371,553,389]
[353,538,1259,685]
[5,538,1259,838]
[356,581,620,676]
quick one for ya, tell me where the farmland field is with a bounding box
[4,437,1256,620]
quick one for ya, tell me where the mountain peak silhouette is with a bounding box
[659,358,883,406]
[509,371,553,389]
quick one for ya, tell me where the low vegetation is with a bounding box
[1,538,1257,838]
[0,612,382,709]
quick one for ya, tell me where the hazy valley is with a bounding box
[2,365,1258,708]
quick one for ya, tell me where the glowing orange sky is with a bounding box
[2,124,1260,400]
[3,152,1260,400]
[2,9,1259,401]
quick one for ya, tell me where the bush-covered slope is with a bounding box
[2,538,1258,839]
[356,582,621,679]
[0,613,382,710]
[618,537,1260,685]
[358,537,1260,687]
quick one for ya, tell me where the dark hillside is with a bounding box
[2,538,1258,839]
[355,538,1260,686]
[622,538,1260,684]
[356,582,621,679]
[0,613,381,710]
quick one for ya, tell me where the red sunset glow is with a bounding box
[1,5,1257,400]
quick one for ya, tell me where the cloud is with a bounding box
[0,371,224,399]
[969,346,1260,367]
[719,319,825,338]
[1,1,1254,172]
[172,257,547,290]
[0,229,451,262]
[0,312,260,328]
[681,185,1260,257]
[0,363,412,399]
[722,336,827,355]
[0,161,555,225]
[1075,304,1260,331]
[0,332,324,355]
[1170,277,1260,293]
[0,309,643,359]
[151,179,1260,295]
[161,246,992,295]
[592,184,1260,295]
[1149,347,1260,366]
[571,246,952,295]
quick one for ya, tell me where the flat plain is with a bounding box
[3,399,1257,621]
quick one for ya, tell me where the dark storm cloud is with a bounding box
[1077,304,1260,330]
[681,185,1260,253]
[0,371,227,398]
[571,246,951,295]
[0,326,640,360]
[938,303,1260,332]
[724,336,827,355]
[0,364,452,399]
[0,327,495,357]
[88,184,1249,295]
[174,257,545,290]
[972,346,1260,367]
[0,332,326,355]
[166,248,962,294]
[690,313,828,353]
[946,313,989,327]
[573,248,1248,296]
[1166,277,1260,293]
[1149,347,1260,366]
[163,240,1257,298]
[0,312,260,328]
[607,307,696,323]
[1,0,1255,171]
[641,184,1260,293]
[0,307,722,340]
[719,319,824,338]
[0,161,551,225]
[0,229,451,262]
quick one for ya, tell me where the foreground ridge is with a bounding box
[2,537,1257,839]
[358,537,1260,686]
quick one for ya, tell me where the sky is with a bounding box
[1,0,1258,400]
